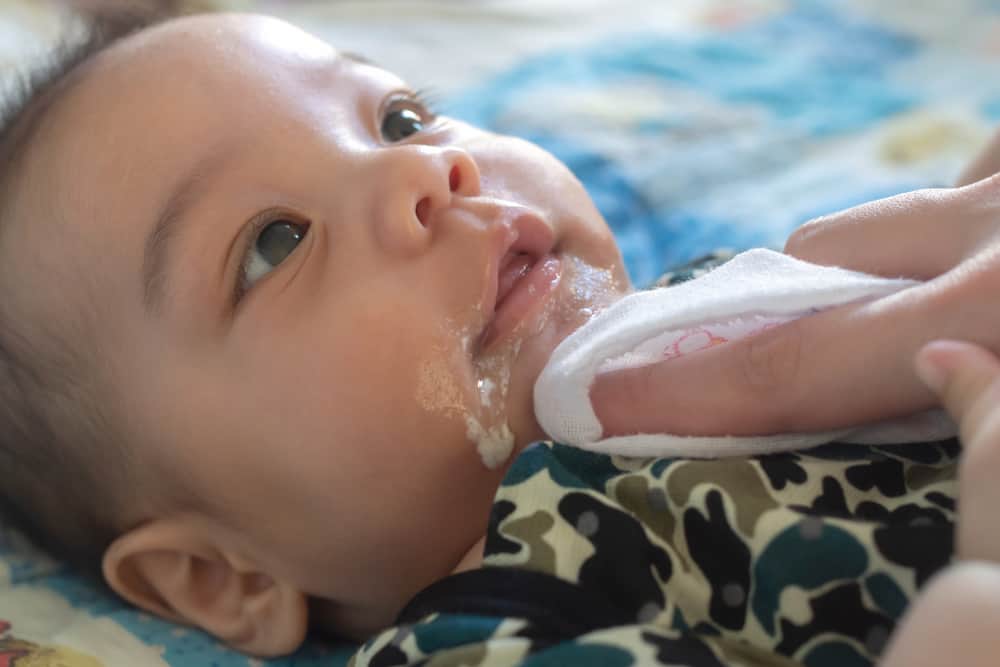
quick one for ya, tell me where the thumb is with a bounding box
[915,340,1000,445]
[917,341,1000,564]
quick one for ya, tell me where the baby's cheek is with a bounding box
[412,333,513,470]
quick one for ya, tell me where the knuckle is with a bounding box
[935,246,1000,323]
[626,363,658,413]
[896,186,952,210]
[736,320,803,398]
[963,246,1000,291]
[626,361,691,435]
[593,365,656,436]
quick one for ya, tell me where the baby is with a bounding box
[1,10,998,666]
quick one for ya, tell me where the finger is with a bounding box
[783,175,1000,280]
[915,340,1000,442]
[956,128,1000,187]
[917,340,1000,562]
[878,562,1000,667]
[591,277,994,439]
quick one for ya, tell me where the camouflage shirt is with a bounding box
[351,254,957,667]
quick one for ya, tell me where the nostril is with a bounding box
[415,197,432,227]
[449,165,461,192]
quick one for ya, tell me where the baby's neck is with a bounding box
[452,535,486,574]
[310,533,486,641]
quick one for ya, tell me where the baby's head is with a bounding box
[0,11,629,656]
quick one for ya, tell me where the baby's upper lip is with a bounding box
[479,207,556,337]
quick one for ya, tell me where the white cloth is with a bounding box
[534,249,956,458]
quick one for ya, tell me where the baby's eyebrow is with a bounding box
[142,144,237,316]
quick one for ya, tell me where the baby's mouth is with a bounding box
[495,253,536,309]
[478,213,561,351]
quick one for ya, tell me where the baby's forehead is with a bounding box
[13,13,391,325]
[33,13,346,205]
[86,14,337,100]
[115,13,332,62]
[7,17,328,299]
[63,14,397,153]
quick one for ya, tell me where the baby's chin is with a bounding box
[497,254,630,458]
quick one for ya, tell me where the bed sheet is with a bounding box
[1,0,999,665]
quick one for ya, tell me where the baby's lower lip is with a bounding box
[479,253,562,351]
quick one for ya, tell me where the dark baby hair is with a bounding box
[0,9,170,579]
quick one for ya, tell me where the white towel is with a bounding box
[533,248,956,458]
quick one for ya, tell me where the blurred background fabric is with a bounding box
[0,1,999,665]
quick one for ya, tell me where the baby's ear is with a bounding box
[102,517,308,657]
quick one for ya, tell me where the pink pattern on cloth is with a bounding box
[660,319,787,361]
[596,313,802,376]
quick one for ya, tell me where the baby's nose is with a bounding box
[374,145,481,255]
[415,151,480,226]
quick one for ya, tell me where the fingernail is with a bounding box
[915,341,958,394]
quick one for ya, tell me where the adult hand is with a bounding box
[916,339,1000,561]
[957,128,1000,188]
[874,339,1000,667]
[591,159,1000,438]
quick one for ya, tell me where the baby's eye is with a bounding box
[380,95,436,143]
[238,219,310,299]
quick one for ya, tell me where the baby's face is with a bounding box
[20,13,628,634]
